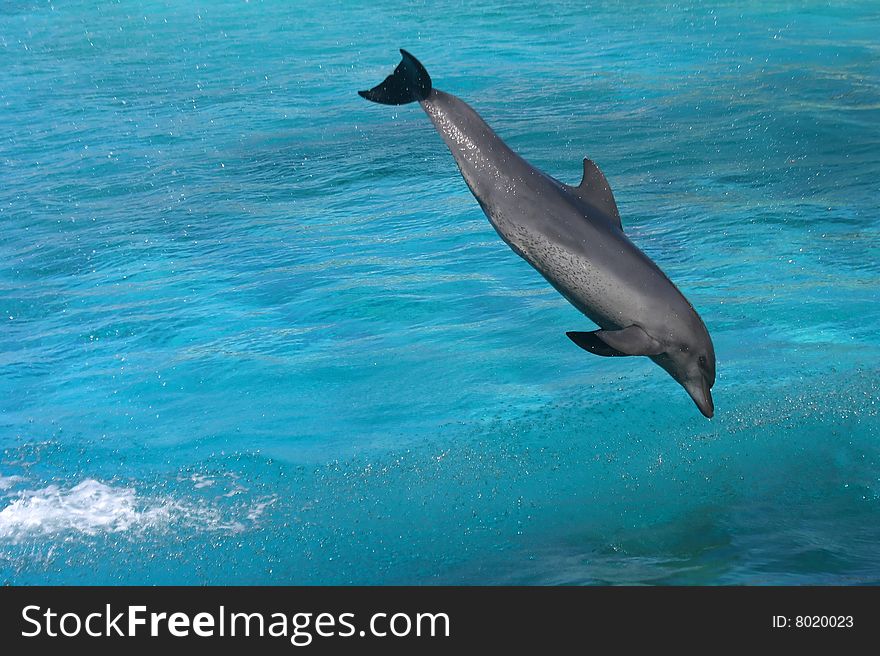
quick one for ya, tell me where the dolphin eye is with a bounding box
[698,355,707,367]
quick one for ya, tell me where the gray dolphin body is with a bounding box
[360,50,716,418]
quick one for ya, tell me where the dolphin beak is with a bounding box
[685,378,714,419]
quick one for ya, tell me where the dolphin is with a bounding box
[359,50,716,418]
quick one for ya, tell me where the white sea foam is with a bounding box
[0,477,278,543]
[0,475,26,491]
[246,495,278,522]
[191,474,215,489]
[0,479,173,542]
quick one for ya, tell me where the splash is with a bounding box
[0,479,173,542]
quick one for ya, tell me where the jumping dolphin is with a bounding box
[359,50,716,418]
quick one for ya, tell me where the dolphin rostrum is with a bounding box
[359,50,716,418]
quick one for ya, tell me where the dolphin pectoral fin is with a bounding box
[567,159,622,230]
[567,325,664,357]
[596,325,665,356]
[566,331,630,357]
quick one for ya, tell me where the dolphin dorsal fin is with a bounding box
[568,158,622,230]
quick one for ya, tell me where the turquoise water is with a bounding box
[1,0,879,585]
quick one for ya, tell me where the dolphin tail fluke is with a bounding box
[358,49,432,105]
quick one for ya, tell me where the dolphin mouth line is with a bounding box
[688,380,714,419]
